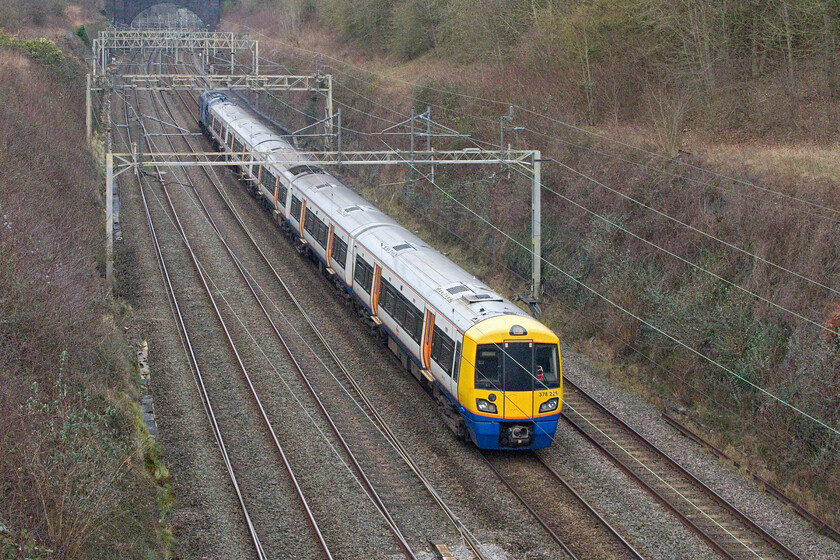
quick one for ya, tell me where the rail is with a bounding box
[561,378,803,560]
[166,53,493,560]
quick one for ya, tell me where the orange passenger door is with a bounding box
[421,310,435,370]
[370,264,382,316]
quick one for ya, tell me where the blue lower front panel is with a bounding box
[465,415,560,450]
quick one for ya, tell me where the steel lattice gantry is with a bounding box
[93,28,544,301]
[104,149,543,300]
[86,29,334,146]
[98,73,331,92]
[111,149,538,168]
[86,73,333,141]
[93,29,259,75]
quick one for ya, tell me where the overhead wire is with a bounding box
[261,55,825,328]
[398,161,826,451]
[240,40,840,437]
[387,91,840,223]
[125,75,273,558]
[166,75,488,544]
[373,135,840,439]
[134,66,410,542]
[281,60,840,297]
[203,47,771,554]
[548,157,840,295]
[401,184,750,419]
[491,150,838,335]
[242,25,840,219]
[310,63,828,454]
[237,42,831,454]
[199,44,828,490]
[327,73,840,299]
[388,195,782,560]
[298,77,840,329]
[267,42,840,225]
[208,65,564,429]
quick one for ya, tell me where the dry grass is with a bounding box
[0,49,33,70]
[699,143,840,184]
[824,301,840,342]
[0,2,98,39]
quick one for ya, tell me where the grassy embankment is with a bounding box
[226,1,840,527]
[0,3,172,558]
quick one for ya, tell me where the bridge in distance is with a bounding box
[106,0,222,29]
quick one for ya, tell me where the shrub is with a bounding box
[75,25,90,48]
[390,0,439,59]
[20,37,62,64]
[0,34,63,65]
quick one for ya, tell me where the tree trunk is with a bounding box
[751,9,760,79]
[823,6,839,98]
[781,2,795,86]
[577,28,595,125]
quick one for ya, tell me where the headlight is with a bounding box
[476,398,497,414]
[539,397,559,413]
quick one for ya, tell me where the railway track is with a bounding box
[160,48,802,560]
[662,412,840,544]
[147,60,424,559]
[167,49,766,560]
[560,378,804,560]
[115,85,274,559]
[159,55,498,559]
[127,49,504,559]
[482,451,646,560]
[169,78,637,558]
[117,85,331,559]
[118,51,404,559]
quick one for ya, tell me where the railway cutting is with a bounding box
[85,22,835,560]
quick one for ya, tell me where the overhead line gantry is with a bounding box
[105,146,544,306]
[88,28,333,140]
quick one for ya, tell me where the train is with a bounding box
[199,90,563,450]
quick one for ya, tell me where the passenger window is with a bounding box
[331,234,347,268]
[290,195,302,222]
[354,256,373,294]
[303,209,328,248]
[380,279,422,344]
[431,325,456,375]
[276,184,287,209]
[261,167,274,189]
[379,280,393,314]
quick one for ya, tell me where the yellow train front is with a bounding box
[199,89,561,451]
[456,315,563,449]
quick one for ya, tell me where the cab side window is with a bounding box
[474,345,501,390]
[534,344,561,389]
